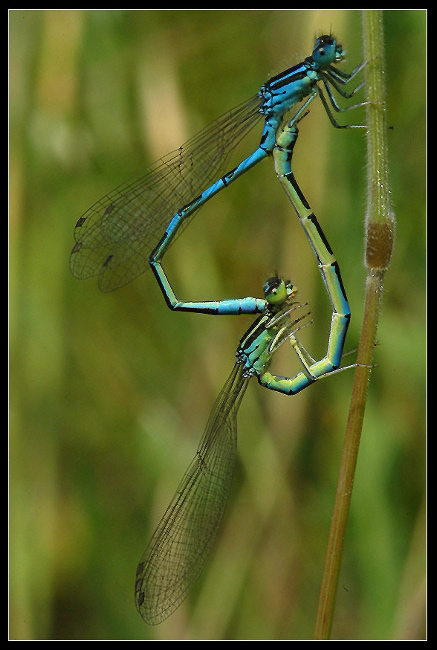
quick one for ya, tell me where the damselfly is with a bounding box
[134,115,353,625]
[135,276,314,625]
[70,35,365,303]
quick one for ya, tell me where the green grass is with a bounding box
[9,9,426,640]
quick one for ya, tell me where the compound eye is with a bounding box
[264,276,288,305]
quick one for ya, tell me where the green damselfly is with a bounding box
[134,115,355,625]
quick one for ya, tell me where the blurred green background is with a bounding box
[9,9,426,640]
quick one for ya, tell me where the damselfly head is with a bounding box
[312,35,345,68]
[263,275,295,306]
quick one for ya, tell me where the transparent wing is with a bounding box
[70,95,263,292]
[135,363,248,625]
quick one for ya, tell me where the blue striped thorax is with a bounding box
[258,35,344,120]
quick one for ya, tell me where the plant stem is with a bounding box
[313,10,395,640]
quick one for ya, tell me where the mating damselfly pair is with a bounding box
[70,35,366,625]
